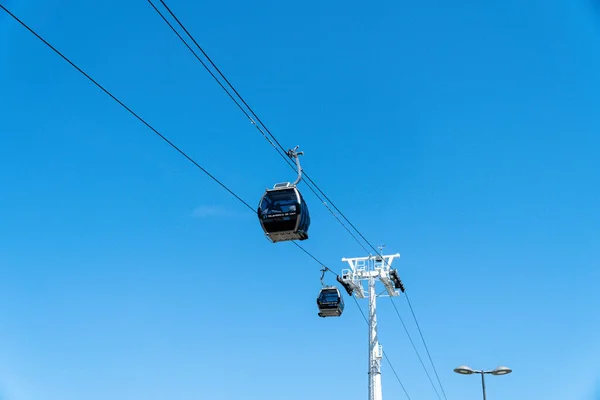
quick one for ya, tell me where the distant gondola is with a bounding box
[317,286,345,318]
[257,146,311,243]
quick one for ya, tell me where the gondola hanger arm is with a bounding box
[287,146,304,186]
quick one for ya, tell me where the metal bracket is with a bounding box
[287,146,304,186]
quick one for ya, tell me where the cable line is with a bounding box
[405,292,449,400]
[0,4,254,214]
[146,0,294,171]
[154,0,290,157]
[390,297,442,400]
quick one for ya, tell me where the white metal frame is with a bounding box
[340,252,401,400]
[340,253,401,299]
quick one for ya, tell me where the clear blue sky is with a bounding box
[1,0,600,399]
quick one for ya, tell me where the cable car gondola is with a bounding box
[317,286,345,318]
[257,146,311,243]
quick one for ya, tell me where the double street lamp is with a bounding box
[453,365,512,400]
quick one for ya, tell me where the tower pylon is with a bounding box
[340,251,402,400]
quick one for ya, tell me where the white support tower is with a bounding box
[340,250,402,400]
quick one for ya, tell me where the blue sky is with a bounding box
[1,0,600,399]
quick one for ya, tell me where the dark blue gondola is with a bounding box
[317,286,345,318]
[257,146,311,243]
[258,183,310,242]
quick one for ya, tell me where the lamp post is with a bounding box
[453,365,512,400]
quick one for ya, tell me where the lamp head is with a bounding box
[491,366,512,376]
[454,365,476,375]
